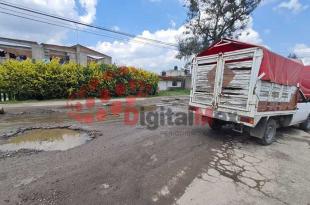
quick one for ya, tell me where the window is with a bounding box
[172,81,178,87]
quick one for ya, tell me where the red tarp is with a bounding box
[197,39,310,99]
[301,66,310,98]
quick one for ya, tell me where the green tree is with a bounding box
[177,0,261,59]
[288,53,298,59]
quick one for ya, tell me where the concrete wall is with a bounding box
[0,38,112,66]
[79,53,88,66]
[102,56,112,64]
[185,77,192,89]
[159,80,183,91]
[67,53,77,63]
[31,44,44,61]
[159,81,169,91]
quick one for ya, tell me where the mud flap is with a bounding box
[250,117,268,139]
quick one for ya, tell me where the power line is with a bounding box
[0,0,178,48]
[0,9,178,50]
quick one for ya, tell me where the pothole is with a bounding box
[0,128,93,152]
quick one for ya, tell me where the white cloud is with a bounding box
[94,27,185,73]
[293,44,310,65]
[79,0,98,24]
[94,17,264,74]
[94,14,264,73]
[237,18,263,45]
[0,0,98,44]
[275,0,308,13]
[261,0,279,6]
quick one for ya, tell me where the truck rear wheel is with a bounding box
[260,119,277,145]
[300,115,310,131]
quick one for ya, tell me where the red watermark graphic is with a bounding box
[66,78,209,129]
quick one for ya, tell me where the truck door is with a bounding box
[217,51,257,111]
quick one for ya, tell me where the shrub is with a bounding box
[0,60,159,100]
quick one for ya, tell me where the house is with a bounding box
[158,66,192,91]
[0,37,112,66]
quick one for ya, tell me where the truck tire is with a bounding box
[260,119,277,145]
[300,115,310,131]
[208,118,223,131]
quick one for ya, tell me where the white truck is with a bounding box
[189,39,310,145]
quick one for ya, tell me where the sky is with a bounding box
[0,0,309,73]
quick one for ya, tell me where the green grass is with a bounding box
[0,98,65,105]
[156,88,190,97]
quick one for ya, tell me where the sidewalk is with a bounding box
[0,95,189,108]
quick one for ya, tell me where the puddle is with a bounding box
[0,128,92,152]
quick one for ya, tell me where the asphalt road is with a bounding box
[0,96,309,205]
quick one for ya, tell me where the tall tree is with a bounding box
[177,0,261,59]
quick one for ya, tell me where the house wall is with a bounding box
[68,53,77,63]
[31,44,44,61]
[159,80,183,91]
[185,76,192,89]
[0,38,112,65]
[159,81,169,91]
[79,52,88,66]
[102,56,112,64]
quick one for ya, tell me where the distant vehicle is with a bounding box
[189,39,310,145]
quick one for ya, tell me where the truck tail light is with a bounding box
[239,116,254,124]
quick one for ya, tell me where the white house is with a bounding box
[158,66,192,91]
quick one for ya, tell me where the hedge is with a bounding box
[0,59,159,100]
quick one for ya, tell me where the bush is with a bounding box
[0,60,159,100]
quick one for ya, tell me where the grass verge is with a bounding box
[156,88,190,97]
[0,89,191,104]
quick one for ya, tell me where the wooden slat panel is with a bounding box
[193,94,213,104]
[221,89,249,96]
[220,97,248,108]
[224,53,254,61]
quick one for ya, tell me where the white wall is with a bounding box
[159,81,168,91]
[159,80,182,91]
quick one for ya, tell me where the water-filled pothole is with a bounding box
[0,128,92,152]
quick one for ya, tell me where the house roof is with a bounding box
[0,36,38,47]
[72,44,110,58]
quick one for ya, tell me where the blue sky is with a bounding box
[0,0,309,72]
[67,0,187,46]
